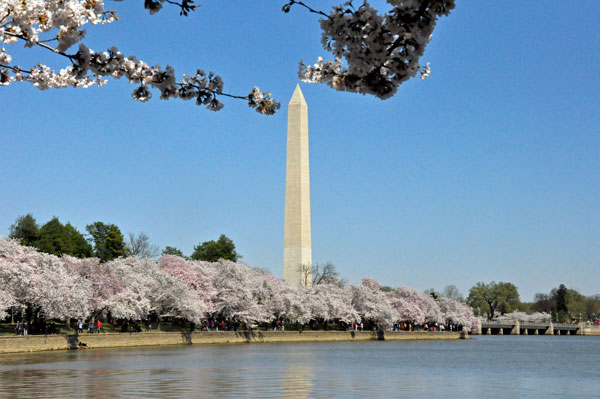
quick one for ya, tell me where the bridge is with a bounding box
[476,321,600,336]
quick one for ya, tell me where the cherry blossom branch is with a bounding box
[3,31,74,60]
[385,0,432,57]
[0,64,29,73]
[144,0,198,16]
[281,1,332,20]
[297,0,455,99]
[0,2,279,114]
[0,10,10,27]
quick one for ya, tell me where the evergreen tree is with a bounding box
[86,222,127,262]
[191,234,239,262]
[10,215,91,258]
[64,223,94,258]
[37,217,71,256]
[162,246,185,257]
[8,214,40,246]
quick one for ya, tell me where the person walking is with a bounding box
[96,320,102,333]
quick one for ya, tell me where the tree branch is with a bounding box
[385,0,432,57]
[2,29,279,112]
[282,1,331,20]
[2,31,74,60]
[0,9,10,26]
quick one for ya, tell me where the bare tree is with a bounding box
[312,262,342,286]
[297,264,313,287]
[127,232,160,259]
[442,285,464,301]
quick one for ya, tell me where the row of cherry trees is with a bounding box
[0,238,478,331]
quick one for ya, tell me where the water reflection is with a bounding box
[282,348,313,399]
[0,337,599,398]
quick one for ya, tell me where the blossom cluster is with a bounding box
[0,1,279,114]
[298,0,455,98]
[0,238,478,331]
[497,311,551,323]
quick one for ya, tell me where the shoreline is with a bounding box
[0,330,466,354]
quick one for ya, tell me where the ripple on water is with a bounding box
[1,337,599,398]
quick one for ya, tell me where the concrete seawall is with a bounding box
[0,330,465,354]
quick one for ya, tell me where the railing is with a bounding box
[480,321,580,327]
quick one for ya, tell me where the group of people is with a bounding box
[392,322,465,332]
[9,318,467,336]
[14,321,28,336]
[199,320,233,331]
[14,320,58,335]
[77,320,102,334]
[346,322,364,331]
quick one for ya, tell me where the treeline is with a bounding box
[7,214,238,262]
[526,285,600,322]
[0,238,478,333]
[467,281,600,322]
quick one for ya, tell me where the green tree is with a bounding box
[86,222,127,262]
[8,214,40,246]
[566,288,586,320]
[64,223,94,258]
[533,285,600,322]
[36,217,92,258]
[556,284,568,313]
[467,281,520,320]
[191,234,239,262]
[162,246,185,257]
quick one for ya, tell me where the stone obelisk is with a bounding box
[283,85,312,287]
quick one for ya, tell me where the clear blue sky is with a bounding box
[1,1,598,301]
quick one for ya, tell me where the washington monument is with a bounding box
[283,85,312,287]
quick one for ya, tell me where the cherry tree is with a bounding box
[62,255,123,317]
[0,1,455,113]
[0,238,38,313]
[159,256,216,314]
[388,285,430,324]
[29,252,91,320]
[211,260,273,325]
[309,283,359,324]
[111,256,209,322]
[0,287,14,319]
[425,295,443,324]
[0,238,90,321]
[279,285,312,324]
[437,296,478,331]
[105,257,153,320]
[351,279,397,329]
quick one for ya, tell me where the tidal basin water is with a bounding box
[0,335,599,398]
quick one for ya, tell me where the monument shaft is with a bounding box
[283,85,312,287]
